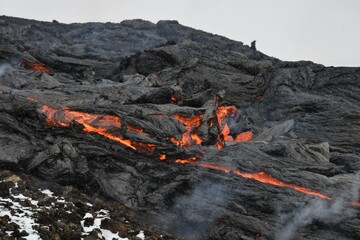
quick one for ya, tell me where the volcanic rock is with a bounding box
[1,15,360,240]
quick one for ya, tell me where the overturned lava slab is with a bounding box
[1,15,360,240]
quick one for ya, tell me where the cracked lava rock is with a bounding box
[1,16,360,240]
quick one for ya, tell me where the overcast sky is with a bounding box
[1,0,360,66]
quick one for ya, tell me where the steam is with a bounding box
[155,182,228,238]
[276,199,344,240]
[0,64,8,93]
[350,172,360,204]
[276,172,360,240]
[0,64,8,77]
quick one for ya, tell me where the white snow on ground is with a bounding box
[1,184,147,240]
[0,186,65,240]
[83,212,93,219]
[57,197,66,203]
[0,191,41,239]
[40,189,54,197]
[136,230,145,239]
[81,210,129,240]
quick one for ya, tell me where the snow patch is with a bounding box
[81,210,128,240]
[83,212,93,219]
[40,189,54,197]
[136,230,145,240]
[0,193,41,239]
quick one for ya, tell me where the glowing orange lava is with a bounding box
[233,170,332,200]
[31,99,359,207]
[82,123,136,150]
[175,157,197,164]
[39,105,121,129]
[170,114,203,147]
[27,97,39,103]
[217,130,253,149]
[198,163,231,173]
[20,58,51,74]
[168,105,252,149]
[176,158,332,200]
[234,131,253,142]
[127,124,144,133]
[38,105,159,151]
[133,142,156,152]
[216,106,237,127]
[214,106,253,149]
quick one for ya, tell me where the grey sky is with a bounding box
[1,0,360,66]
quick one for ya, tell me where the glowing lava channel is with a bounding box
[39,105,155,151]
[176,158,332,200]
[232,170,331,200]
[20,58,51,74]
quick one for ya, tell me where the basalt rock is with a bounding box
[1,15,360,240]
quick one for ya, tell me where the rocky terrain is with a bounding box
[0,170,169,240]
[0,16,360,240]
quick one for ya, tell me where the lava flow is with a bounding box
[232,170,331,199]
[215,106,253,149]
[169,105,253,149]
[127,124,144,133]
[37,100,251,152]
[170,113,203,146]
[176,158,332,200]
[171,95,177,102]
[32,98,359,206]
[39,105,121,128]
[20,58,51,74]
[39,104,156,151]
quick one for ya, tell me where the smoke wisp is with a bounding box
[276,172,360,240]
[155,181,229,239]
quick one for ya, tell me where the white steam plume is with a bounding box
[276,171,360,240]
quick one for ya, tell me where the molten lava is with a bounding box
[170,113,203,147]
[214,106,253,149]
[175,157,197,164]
[168,104,252,149]
[38,105,159,151]
[234,131,253,142]
[20,58,51,74]
[176,158,332,200]
[198,163,231,173]
[133,142,156,152]
[27,97,39,103]
[233,170,332,200]
[82,123,136,150]
[127,124,144,133]
[31,98,360,207]
[39,105,121,129]
[216,106,237,127]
